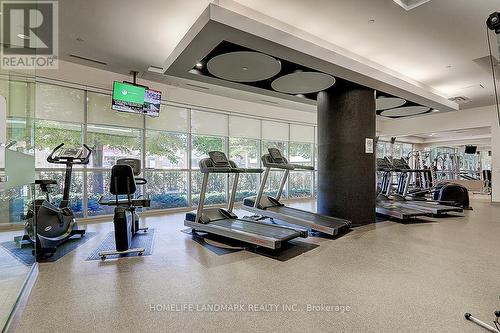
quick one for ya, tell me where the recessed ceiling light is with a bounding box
[295,94,305,98]
[368,19,375,24]
[17,33,30,40]
[242,66,249,71]
[195,62,203,69]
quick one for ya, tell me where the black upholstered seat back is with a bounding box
[110,164,137,195]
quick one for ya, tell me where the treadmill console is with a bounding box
[268,148,286,164]
[208,151,230,166]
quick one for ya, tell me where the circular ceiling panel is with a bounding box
[271,71,336,94]
[380,106,431,117]
[376,97,406,110]
[207,51,281,82]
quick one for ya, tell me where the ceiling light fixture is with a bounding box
[368,19,375,24]
[241,66,249,71]
[17,33,30,40]
[195,62,203,69]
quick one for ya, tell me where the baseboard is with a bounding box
[2,263,39,333]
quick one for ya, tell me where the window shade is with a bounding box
[191,109,228,136]
[87,92,143,128]
[146,105,188,132]
[290,124,315,143]
[262,120,289,141]
[36,83,84,122]
[229,115,260,139]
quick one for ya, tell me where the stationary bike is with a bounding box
[22,143,91,258]
[98,158,150,260]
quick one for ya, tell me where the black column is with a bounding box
[317,82,376,227]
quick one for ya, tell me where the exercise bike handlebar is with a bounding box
[47,143,92,165]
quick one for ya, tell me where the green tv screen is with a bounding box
[111,81,161,117]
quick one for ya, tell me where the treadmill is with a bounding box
[184,151,307,250]
[376,158,429,220]
[376,157,462,220]
[390,158,463,215]
[242,148,351,236]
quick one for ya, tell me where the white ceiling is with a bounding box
[231,0,500,109]
[405,126,492,147]
[58,0,499,109]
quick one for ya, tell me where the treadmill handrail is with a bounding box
[263,161,295,170]
[239,168,264,173]
[290,164,314,171]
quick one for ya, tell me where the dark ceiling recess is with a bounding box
[375,92,433,118]
[191,41,339,101]
[190,41,433,118]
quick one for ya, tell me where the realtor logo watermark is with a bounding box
[1,1,58,69]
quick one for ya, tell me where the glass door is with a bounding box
[0,71,36,331]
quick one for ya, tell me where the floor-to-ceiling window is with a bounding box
[190,110,228,205]
[29,80,318,218]
[288,124,314,198]
[145,105,189,210]
[228,115,261,202]
[261,120,289,199]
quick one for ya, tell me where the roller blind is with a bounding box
[36,83,84,122]
[146,105,188,132]
[191,109,228,136]
[290,124,315,143]
[229,115,260,139]
[87,92,143,128]
[262,120,289,141]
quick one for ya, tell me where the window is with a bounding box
[36,170,84,218]
[86,125,142,168]
[87,170,112,216]
[191,135,227,205]
[145,130,188,169]
[35,120,82,168]
[393,143,402,159]
[191,135,225,168]
[289,142,313,198]
[402,143,413,159]
[376,142,386,158]
[144,170,188,209]
[229,137,260,202]
[261,140,288,199]
[28,81,319,218]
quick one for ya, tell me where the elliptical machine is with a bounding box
[98,158,150,260]
[21,143,91,258]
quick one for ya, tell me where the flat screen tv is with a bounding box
[111,81,161,117]
[464,145,477,154]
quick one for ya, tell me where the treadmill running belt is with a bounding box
[211,219,300,240]
[266,206,349,227]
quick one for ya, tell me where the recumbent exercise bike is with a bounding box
[98,158,150,260]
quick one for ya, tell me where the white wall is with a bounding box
[379,105,500,202]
